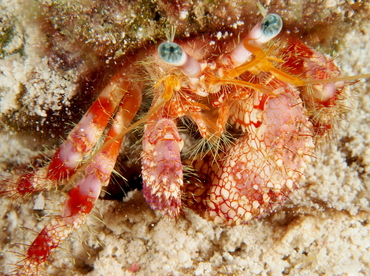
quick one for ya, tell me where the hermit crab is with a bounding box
[1,11,369,275]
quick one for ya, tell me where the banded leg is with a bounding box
[1,74,131,199]
[16,83,142,275]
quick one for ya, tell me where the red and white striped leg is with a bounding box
[1,74,132,199]
[16,82,142,275]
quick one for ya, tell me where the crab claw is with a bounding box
[141,118,184,217]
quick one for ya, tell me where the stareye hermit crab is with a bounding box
[1,12,369,275]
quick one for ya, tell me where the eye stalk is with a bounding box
[230,13,283,65]
[158,42,201,77]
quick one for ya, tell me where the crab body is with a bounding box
[1,13,366,275]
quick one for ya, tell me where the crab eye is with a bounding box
[158,42,185,65]
[247,13,284,44]
[158,41,201,77]
[230,13,284,65]
[261,13,283,38]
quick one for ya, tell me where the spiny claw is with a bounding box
[186,91,314,226]
[142,118,184,217]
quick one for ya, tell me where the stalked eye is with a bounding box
[230,13,283,65]
[158,42,184,64]
[157,41,201,77]
[261,13,283,38]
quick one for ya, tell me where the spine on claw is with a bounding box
[186,89,315,226]
[141,118,184,217]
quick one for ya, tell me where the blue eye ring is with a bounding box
[261,13,283,38]
[158,42,184,64]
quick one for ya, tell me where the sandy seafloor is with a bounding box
[0,1,370,276]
